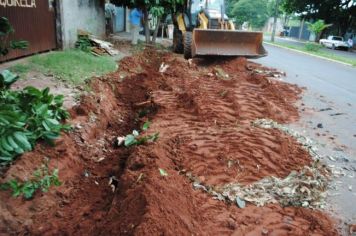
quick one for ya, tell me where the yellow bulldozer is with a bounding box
[172,0,267,59]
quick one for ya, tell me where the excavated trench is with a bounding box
[0,49,338,235]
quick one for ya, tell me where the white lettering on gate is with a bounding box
[0,0,36,8]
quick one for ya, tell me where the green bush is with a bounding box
[0,71,70,165]
[305,43,323,52]
[0,160,61,199]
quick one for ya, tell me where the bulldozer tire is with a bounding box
[173,28,184,53]
[184,32,192,59]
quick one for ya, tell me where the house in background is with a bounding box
[0,0,106,62]
[264,17,284,35]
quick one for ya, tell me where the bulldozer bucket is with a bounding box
[192,29,267,58]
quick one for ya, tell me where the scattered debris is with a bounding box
[236,197,246,208]
[349,224,356,235]
[330,113,346,117]
[159,63,170,73]
[76,29,119,56]
[136,173,144,183]
[252,119,320,159]
[84,170,90,178]
[75,123,83,130]
[159,168,168,177]
[327,156,336,162]
[213,67,230,80]
[116,136,125,147]
[188,161,329,208]
[90,37,119,56]
[219,90,228,98]
[95,157,105,163]
[250,67,286,78]
[319,108,332,112]
[108,176,119,192]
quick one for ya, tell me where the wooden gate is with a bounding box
[0,0,57,62]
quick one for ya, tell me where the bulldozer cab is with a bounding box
[190,0,227,27]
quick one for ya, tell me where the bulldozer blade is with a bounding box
[192,29,267,58]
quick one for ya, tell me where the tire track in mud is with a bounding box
[100,50,338,235]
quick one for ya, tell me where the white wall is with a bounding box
[59,0,105,49]
[264,17,284,34]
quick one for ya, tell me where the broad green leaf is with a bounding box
[13,132,32,151]
[132,130,139,137]
[142,121,151,131]
[159,168,168,176]
[0,70,19,89]
[124,134,137,147]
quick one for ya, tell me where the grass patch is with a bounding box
[304,42,323,52]
[265,40,356,66]
[30,50,117,84]
[9,63,31,76]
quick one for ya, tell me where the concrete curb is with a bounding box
[264,42,354,67]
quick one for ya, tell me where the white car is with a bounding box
[319,36,350,50]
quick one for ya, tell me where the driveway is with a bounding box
[256,44,356,228]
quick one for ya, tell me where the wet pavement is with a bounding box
[257,44,356,232]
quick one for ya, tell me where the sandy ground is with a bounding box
[0,47,341,235]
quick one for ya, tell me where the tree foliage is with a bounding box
[282,0,356,35]
[231,0,269,29]
[307,20,332,41]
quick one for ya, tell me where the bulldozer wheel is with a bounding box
[184,32,192,59]
[173,28,184,53]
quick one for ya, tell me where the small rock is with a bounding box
[317,123,323,129]
[55,211,64,218]
[84,170,90,178]
[262,228,269,235]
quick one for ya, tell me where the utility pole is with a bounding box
[271,0,280,42]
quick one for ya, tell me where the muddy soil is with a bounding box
[0,49,338,235]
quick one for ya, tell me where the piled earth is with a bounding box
[0,49,338,235]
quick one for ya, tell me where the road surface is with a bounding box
[256,44,356,228]
[265,36,356,60]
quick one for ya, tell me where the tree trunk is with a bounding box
[298,17,305,40]
[152,16,162,44]
[143,7,151,44]
[271,0,280,42]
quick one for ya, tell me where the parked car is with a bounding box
[319,36,350,50]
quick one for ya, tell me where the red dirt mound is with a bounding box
[0,49,338,235]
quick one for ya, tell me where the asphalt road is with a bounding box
[257,43,356,156]
[266,36,356,60]
[256,44,356,227]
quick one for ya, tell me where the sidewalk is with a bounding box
[110,31,173,47]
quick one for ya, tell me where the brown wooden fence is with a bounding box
[0,0,57,62]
